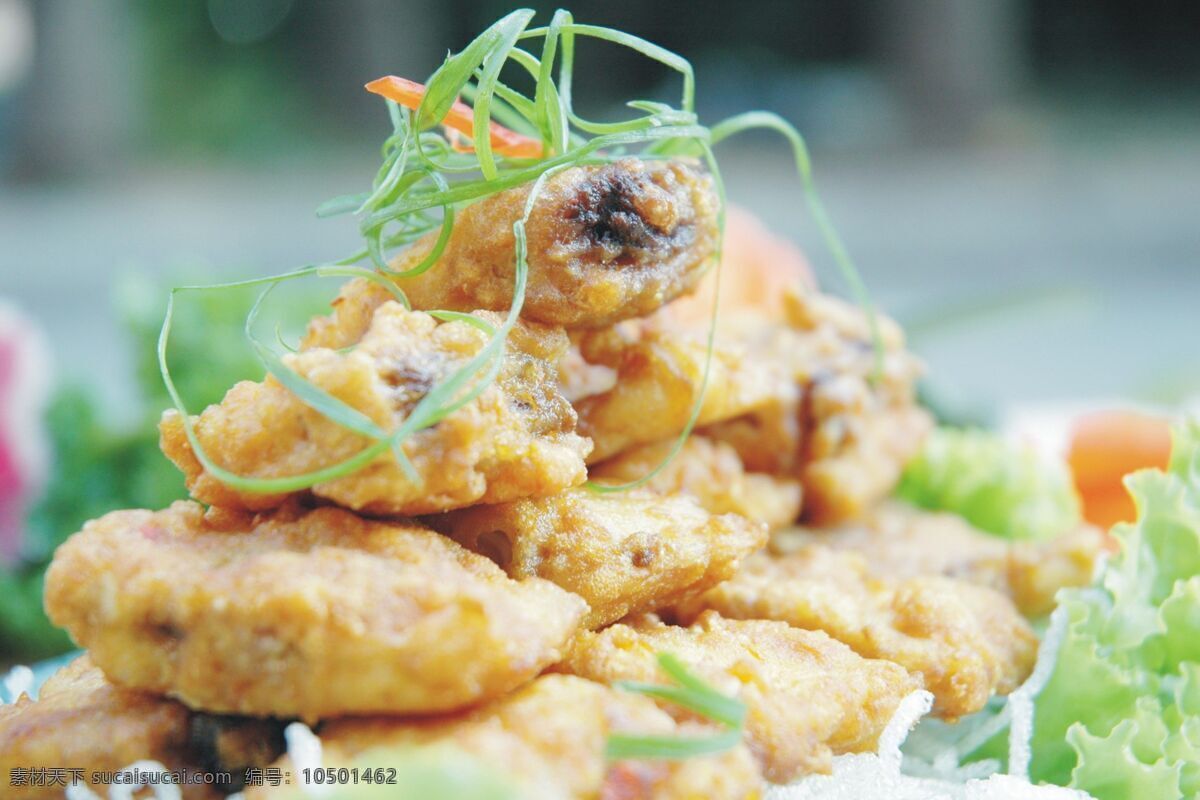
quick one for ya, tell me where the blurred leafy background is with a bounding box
[1,0,1198,659]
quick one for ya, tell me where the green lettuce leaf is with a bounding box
[896,426,1081,540]
[1030,418,1200,799]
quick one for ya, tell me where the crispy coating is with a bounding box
[0,657,285,799]
[698,286,931,524]
[559,612,919,783]
[427,488,766,629]
[675,545,1038,719]
[771,501,1108,617]
[575,285,930,523]
[45,501,586,719]
[557,330,618,403]
[0,657,202,799]
[574,318,793,463]
[308,157,718,337]
[387,158,720,328]
[300,276,395,351]
[161,303,591,515]
[590,435,803,531]
[247,674,762,800]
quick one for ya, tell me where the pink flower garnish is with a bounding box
[0,301,52,563]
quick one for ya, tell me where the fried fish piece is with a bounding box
[559,612,919,783]
[0,657,200,799]
[0,657,285,799]
[771,501,1108,617]
[161,302,591,515]
[575,284,930,523]
[247,674,762,800]
[698,286,931,524]
[427,488,766,629]
[702,399,932,526]
[305,158,717,337]
[574,318,794,463]
[675,545,1038,719]
[45,501,586,720]
[395,158,719,328]
[590,435,803,531]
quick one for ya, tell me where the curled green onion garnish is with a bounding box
[606,652,747,760]
[157,8,880,496]
[709,111,884,380]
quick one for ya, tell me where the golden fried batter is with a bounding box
[0,657,200,799]
[306,158,717,337]
[675,545,1038,719]
[771,501,1107,617]
[574,318,793,463]
[559,612,919,783]
[427,488,766,629]
[45,501,586,720]
[0,657,284,799]
[394,158,719,328]
[698,286,931,524]
[590,435,803,531]
[574,284,930,523]
[247,674,762,800]
[161,303,591,515]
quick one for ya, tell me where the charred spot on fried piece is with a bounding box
[380,157,719,328]
[568,161,687,258]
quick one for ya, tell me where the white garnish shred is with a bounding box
[1006,604,1069,780]
[877,690,935,773]
[2,664,33,702]
[764,677,1094,800]
[285,721,331,797]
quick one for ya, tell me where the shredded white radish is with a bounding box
[765,681,1094,800]
[878,690,935,773]
[285,721,332,797]
[1006,604,1069,780]
[2,664,33,702]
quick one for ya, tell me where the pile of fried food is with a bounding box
[0,158,1106,799]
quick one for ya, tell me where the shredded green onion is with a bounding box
[157,8,881,496]
[709,112,884,379]
[606,652,747,760]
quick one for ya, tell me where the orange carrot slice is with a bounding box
[1068,410,1171,528]
[365,76,543,159]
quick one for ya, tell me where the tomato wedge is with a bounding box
[1068,409,1172,529]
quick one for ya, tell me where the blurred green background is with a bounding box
[0,0,1198,659]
